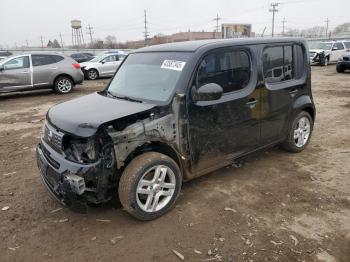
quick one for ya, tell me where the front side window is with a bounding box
[263,46,294,83]
[107,52,191,103]
[335,42,344,50]
[3,56,29,70]
[102,55,118,63]
[197,50,250,93]
[32,55,55,66]
[344,42,350,49]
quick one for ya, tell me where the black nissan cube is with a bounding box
[37,38,316,220]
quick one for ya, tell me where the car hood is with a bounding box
[309,49,329,54]
[47,92,156,137]
[80,61,100,68]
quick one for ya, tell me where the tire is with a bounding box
[86,69,99,80]
[282,111,313,153]
[118,152,182,221]
[54,76,74,94]
[336,66,345,73]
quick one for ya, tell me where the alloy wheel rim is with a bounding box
[57,79,72,93]
[89,70,97,79]
[294,116,311,147]
[136,165,176,213]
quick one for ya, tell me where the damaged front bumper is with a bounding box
[36,139,101,213]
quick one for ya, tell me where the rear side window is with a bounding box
[197,50,251,93]
[294,44,305,79]
[263,46,294,83]
[52,55,64,63]
[32,55,56,66]
[344,42,350,49]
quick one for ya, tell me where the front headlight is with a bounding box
[63,136,99,163]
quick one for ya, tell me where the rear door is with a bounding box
[260,43,307,145]
[32,54,59,87]
[0,55,32,92]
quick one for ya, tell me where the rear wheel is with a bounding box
[54,76,74,94]
[118,152,182,221]
[86,69,99,80]
[282,111,313,153]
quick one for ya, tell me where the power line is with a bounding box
[86,24,94,45]
[143,10,149,46]
[282,17,286,36]
[213,13,221,36]
[59,33,64,51]
[269,3,280,37]
[40,36,44,50]
[325,18,329,38]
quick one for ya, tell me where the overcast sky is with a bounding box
[1,0,349,48]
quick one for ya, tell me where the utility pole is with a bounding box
[213,13,221,38]
[282,17,286,36]
[40,36,44,50]
[26,40,29,48]
[59,33,64,52]
[86,24,94,45]
[143,10,149,46]
[269,3,279,37]
[325,18,329,39]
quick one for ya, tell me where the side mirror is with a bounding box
[192,83,223,102]
[100,61,105,64]
[0,65,4,71]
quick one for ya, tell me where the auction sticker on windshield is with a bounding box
[161,60,186,71]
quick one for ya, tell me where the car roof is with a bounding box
[134,37,306,53]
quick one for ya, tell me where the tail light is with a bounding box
[72,63,81,69]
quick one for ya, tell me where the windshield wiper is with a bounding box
[115,95,143,103]
[106,90,142,103]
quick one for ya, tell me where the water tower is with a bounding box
[71,20,85,48]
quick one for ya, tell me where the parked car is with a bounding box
[80,53,126,80]
[336,53,350,72]
[103,50,126,55]
[309,41,348,66]
[37,38,315,220]
[70,52,95,63]
[0,51,13,61]
[0,53,83,94]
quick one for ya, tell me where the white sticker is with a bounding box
[161,60,186,71]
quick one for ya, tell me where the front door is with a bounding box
[100,54,120,76]
[187,47,260,174]
[330,42,346,62]
[0,56,31,92]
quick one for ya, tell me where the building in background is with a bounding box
[221,24,253,38]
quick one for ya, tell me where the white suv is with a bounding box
[309,41,348,66]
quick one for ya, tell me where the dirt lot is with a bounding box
[0,66,349,262]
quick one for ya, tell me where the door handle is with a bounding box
[49,67,57,70]
[246,98,258,108]
[22,71,29,74]
[289,89,298,96]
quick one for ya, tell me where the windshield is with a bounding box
[309,42,333,50]
[107,52,191,103]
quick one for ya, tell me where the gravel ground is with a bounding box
[0,65,349,262]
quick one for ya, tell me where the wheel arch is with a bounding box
[122,142,184,176]
[292,95,316,121]
[52,73,75,86]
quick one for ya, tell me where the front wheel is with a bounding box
[86,69,99,80]
[118,152,182,220]
[282,111,313,153]
[336,66,345,73]
[54,76,74,94]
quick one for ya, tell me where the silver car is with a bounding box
[80,53,126,80]
[0,53,84,94]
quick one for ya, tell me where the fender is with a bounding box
[292,95,315,117]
